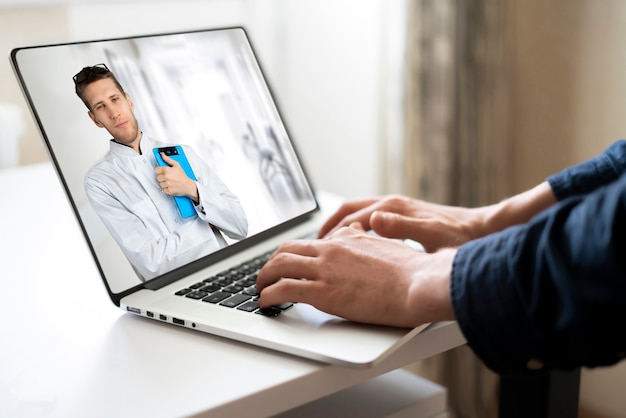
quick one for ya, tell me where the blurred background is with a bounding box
[1,0,625,416]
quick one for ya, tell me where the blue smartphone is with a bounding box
[153,146,197,219]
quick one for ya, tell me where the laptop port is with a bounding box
[173,317,184,326]
[159,314,167,321]
[146,311,154,318]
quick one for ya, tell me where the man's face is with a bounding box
[83,78,140,148]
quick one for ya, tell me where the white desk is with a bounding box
[0,163,465,417]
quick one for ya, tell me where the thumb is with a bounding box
[160,152,179,167]
[370,211,423,241]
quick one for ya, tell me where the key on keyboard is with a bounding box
[175,251,293,316]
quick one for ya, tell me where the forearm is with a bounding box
[480,182,557,236]
[452,174,626,374]
[480,140,626,237]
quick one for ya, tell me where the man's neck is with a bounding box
[113,131,143,155]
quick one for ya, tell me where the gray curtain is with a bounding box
[402,0,512,417]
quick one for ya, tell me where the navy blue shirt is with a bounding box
[451,140,626,374]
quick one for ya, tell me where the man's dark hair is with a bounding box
[73,63,126,110]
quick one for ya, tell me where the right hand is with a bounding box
[258,222,456,328]
[155,152,199,203]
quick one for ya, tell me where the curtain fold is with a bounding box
[402,0,512,417]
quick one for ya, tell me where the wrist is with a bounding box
[188,182,200,204]
[482,182,557,235]
[406,247,457,327]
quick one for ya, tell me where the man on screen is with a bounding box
[74,63,248,280]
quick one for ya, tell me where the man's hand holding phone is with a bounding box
[155,152,199,203]
[153,146,199,218]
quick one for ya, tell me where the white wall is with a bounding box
[253,0,390,198]
[0,6,69,166]
[511,0,626,192]
[510,1,626,416]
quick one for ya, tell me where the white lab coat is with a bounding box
[85,135,248,281]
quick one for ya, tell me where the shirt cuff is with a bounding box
[547,140,626,200]
[450,229,546,374]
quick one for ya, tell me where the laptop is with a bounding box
[10,27,427,368]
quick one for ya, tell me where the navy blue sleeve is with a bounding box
[451,171,626,375]
[548,140,626,200]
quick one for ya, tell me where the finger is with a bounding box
[155,165,175,180]
[267,239,321,262]
[318,198,378,238]
[369,211,414,238]
[348,222,365,231]
[323,224,371,245]
[370,211,450,251]
[257,250,321,291]
[160,152,179,167]
[370,210,434,241]
[258,278,316,308]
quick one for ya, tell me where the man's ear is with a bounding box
[88,110,104,128]
[126,92,134,112]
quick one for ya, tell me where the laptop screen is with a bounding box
[12,28,317,297]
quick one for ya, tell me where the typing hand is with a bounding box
[318,195,487,252]
[257,222,456,328]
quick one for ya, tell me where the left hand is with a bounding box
[155,152,199,202]
[256,223,456,328]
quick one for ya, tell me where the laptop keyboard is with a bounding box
[174,250,293,317]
